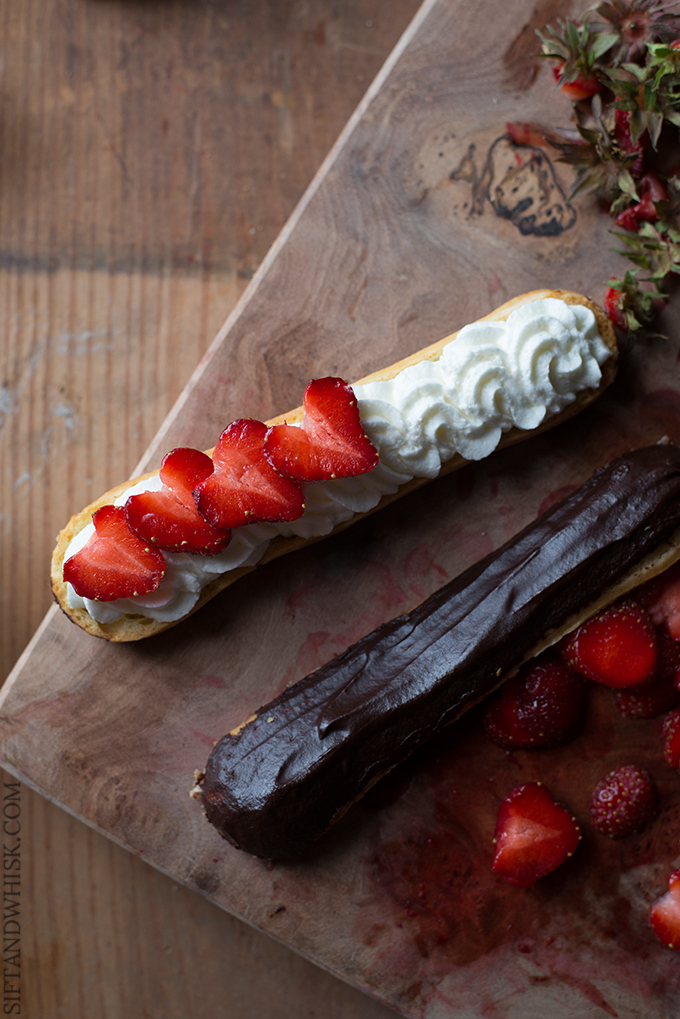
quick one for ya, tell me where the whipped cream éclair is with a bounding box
[64,297,613,625]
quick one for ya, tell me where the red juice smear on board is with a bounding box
[358,690,680,1009]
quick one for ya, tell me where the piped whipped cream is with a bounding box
[65,298,611,624]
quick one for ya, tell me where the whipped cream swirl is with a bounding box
[65,298,611,624]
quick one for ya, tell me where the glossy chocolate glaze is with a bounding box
[201,446,680,859]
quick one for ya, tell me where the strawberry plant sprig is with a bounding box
[538,18,618,97]
[536,0,680,334]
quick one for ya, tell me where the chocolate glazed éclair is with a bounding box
[199,445,680,860]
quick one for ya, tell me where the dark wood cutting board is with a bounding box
[4,0,680,1015]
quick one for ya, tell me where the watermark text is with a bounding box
[2,782,20,1015]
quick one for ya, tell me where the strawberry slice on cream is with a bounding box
[64,505,166,602]
[126,447,230,555]
[264,377,379,482]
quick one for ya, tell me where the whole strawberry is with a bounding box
[590,764,658,839]
[616,630,680,718]
[643,560,680,640]
[662,707,680,768]
[551,62,602,99]
[560,599,658,688]
[614,673,679,719]
[604,286,628,330]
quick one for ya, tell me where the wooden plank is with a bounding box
[6,0,680,1015]
[0,0,419,1015]
[0,0,416,684]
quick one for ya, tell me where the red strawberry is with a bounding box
[662,708,680,768]
[194,418,305,530]
[613,109,649,179]
[604,287,628,331]
[650,870,680,951]
[492,782,581,888]
[657,630,680,676]
[506,122,549,148]
[615,673,679,719]
[63,504,166,601]
[590,765,658,839]
[552,63,601,100]
[263,377,378,483]
[614,171,667,231]
[643,561,680,640]
[614,206,642,233]
[614,632,680,718]
[560,599,657,688]
[125,448,230,555]
[482,654,588,749]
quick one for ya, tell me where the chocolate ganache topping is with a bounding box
[200,445,680,859]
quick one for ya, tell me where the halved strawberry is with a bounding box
[650,870,680,951]
[590,765,658,839]
[263,377,378,483]
[492,782,581,888]
[560,599,657,688]
[482,654,588,749]
[125,448,230,555]
[662,708,680,768]
[64,504,166,601]
[194,419,305,530]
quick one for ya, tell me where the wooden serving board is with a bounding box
[4,0,680,1015]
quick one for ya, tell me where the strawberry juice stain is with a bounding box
[355,687,680,1011]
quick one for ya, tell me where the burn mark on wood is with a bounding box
[450,135,576,237]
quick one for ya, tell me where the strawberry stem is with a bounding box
[537,1,680,334]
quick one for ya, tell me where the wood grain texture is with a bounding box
[20,773,400,1019]
[0,0,419,1015]
[9,0,680,1015]
[0,0,419,683]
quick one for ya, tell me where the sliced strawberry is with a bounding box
[590,765,658,839]
[194,418,305,530]
[482,654,588,749]
[125,448,230,555]
[492,782,581,888]
[615,673,679,719]
[662,708,680,768]
[560,599,657,688]
[650,870,680,951]
[64,504,166,601]
[263,377,378,483]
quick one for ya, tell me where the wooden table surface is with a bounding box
[0,1,422,1014]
